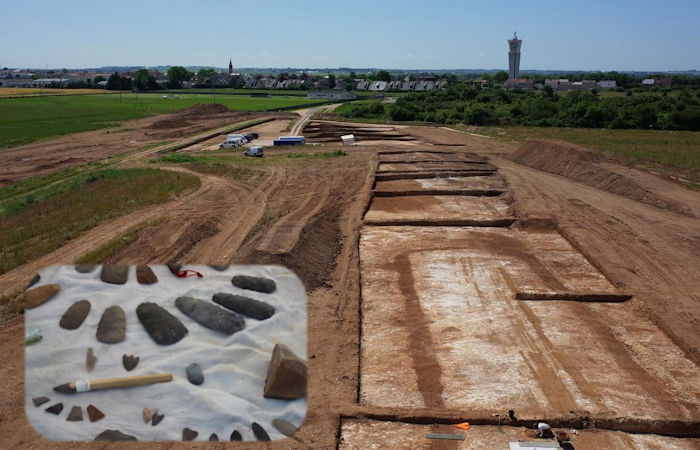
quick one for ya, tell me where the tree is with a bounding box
[166,66,192,89]
[133,69,151,90]
[494,71,509,83]
[106,72,122,90]
[197,68,216,81]
[375,70,392,82]
[328,74,336,89]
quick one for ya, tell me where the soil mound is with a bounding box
[173,103,230,116]
[147,117,192,130]
[510,139,694,217]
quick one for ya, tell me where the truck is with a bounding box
[273,136,305,147]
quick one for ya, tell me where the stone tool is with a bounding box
[53,373,173,394]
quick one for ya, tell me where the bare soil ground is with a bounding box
[0,106,287,183]
[0,114,698,447]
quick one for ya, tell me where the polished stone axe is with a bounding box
[53,373,173,394]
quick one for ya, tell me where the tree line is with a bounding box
[339,82,700,131]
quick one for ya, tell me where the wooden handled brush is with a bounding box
[53,373,172,394]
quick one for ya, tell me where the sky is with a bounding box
[2,0,699,71]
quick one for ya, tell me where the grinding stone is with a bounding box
[232,275,276,293]
[273,418,298,437]
[151,412,164,426]
[209,265,229,271]
[136,302,188,345]
[212,293,275,320]
[45,403,63,415]
[66,405,83,422]
[136,265,158,284]
[75,265,96,273]
[264,343,307,400]
[175,296,245,335]
[122,354,139,371]
[230,430,242,441]
[59,299,91,330]
[86,347,97,371]
[183,427,198,441]
[87,404,105,422]
[27,273,40,289]
[94,430,137,441]
[100,265,129,284]
[209,433,219,441]
[32,397,50,407]
[252,422,270,441]
[186,363,204,385]
[25,284,60,309]
[96,306,126,343]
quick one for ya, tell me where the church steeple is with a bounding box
[228,58,233,75]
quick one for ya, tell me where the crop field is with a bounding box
[0,168,199,274]
[0,88,108,98]
[0,93,324,149]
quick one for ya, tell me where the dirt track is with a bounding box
[0,114,698,447]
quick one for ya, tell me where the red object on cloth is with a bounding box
[175,270,203,278]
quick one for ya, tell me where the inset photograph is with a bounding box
[24,264,306,442]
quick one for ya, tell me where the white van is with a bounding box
[219,134,247,148]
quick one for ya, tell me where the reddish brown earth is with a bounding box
[0,106,288,183]
[0,117,698,447]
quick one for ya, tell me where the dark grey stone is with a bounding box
[212,293,275,320]
[175,296,245,334]
[252,422,270,441]
[273,418,298,437]
[122,354,139,371]
[209,433,219,441]
[168,265,182,276]
[96,306,126,343]
[75,265,96,273]
[94,430,137,441]
[186,363,204,385]
[151,412,164,426]
[209,265,229,271]
[27,273,40,289]
[32,397,50,407]
[59,299,91,330]
[100,265,128,285]
[66,406,83,422]
[232,275,276,294]
[230,430,242,441]
[45,403,63,415]
[136,302,188,345]
[183,427,198,441]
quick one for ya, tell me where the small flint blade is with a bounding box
[53,383,76,394]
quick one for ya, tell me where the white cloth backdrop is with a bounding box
[25,264,307,441]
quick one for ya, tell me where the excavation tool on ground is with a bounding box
[53,373,173,394]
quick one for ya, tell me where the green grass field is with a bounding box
[0,93,325,149]
[0,168,199,274]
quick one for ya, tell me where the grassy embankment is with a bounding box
[156,149,348,181]
[0,93,325,149]
[0,168,199,275]
[456,124,700,187]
